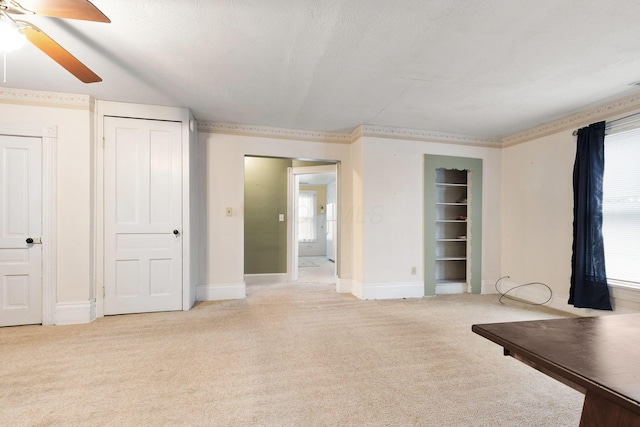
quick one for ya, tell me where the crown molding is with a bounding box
[356,125,502,147]
[0,87,92,109]
[199,121,502,147]
[197,121,353,144]
[3,87,640,149]
[502,93,640,147]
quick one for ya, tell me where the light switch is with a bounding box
[225,207,233,217]
[279,214,285,222]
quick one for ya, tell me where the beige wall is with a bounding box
[353,136,502,299]
[199,132,353,290]
[502,130,576,311]
[350,138,365,288]
[0,100,92,303]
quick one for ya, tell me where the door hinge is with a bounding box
[102,137,105,148]
[103,287,105,298]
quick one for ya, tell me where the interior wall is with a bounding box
[200,132,353,294]
[0,101,92,304]
[244,156,291,274]
[502,122,640,314]
[356,136,502,299]
[502,130,575,311]
[350,137,365,291]
[10,91,638,314]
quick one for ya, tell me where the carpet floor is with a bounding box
[0,282,584,426]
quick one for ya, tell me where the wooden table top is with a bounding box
[472,314,640,414]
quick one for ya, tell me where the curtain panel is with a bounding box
[569,121,612,310]
[298,191,317,243]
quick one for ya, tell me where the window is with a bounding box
[602,124,640,288]
[298,191,317,242]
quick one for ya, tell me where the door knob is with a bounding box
[26,238,34,244]
[173,229,180,236]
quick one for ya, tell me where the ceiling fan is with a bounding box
[0,0,110,83]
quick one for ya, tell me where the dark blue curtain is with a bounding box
[569,121,612,310]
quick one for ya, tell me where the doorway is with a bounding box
[243,157,339,287]
[290,165,338,284]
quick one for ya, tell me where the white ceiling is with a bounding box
[299,172,336,186]
[4,0,640,138]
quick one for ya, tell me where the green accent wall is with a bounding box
[424,155,483,295]
[244,157,291,274]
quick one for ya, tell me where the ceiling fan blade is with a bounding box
[21,25,102,83]
[14,0,110,23]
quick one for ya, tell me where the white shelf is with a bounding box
[436,182,467,187]
[436,220,466,223]
[436,257,466,261]
[436,202,467,206]
[436,238,467,242]
[436,279,467,285]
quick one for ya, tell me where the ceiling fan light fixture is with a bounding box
[0,15,26,52]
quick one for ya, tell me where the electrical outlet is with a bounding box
[411,266,417,275]
[279,214,285,222]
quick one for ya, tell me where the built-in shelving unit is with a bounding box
[435,169,469,293]
[424,155,482,296]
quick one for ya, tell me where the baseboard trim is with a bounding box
[481,279,499,294]
[55,301,93,325]
[196,283,246,301]
[244,274,287,285]
[336,277,353,294]
[359,282,424,300]
[436,282,467,295]
[351,279,364,299]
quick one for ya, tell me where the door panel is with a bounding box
[104,117,182,315]
[0,135,42,327]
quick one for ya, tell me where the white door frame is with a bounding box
[94,101,195,319]
[0,123,57,325]
[287,164,338,282]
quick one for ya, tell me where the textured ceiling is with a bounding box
[3,0,640,138]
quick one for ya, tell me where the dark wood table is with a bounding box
[472,314,640,427]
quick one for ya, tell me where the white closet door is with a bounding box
[104,117,182,315]
[0,135,42,327]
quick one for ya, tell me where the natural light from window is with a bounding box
[602,126,640,288]
[298,191,317,243]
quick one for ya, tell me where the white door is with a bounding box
[104,117,182,315]
[0,135,42,327]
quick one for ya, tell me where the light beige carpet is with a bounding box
[0,282,584,426]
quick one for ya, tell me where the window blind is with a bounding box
[602,126,640,286]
